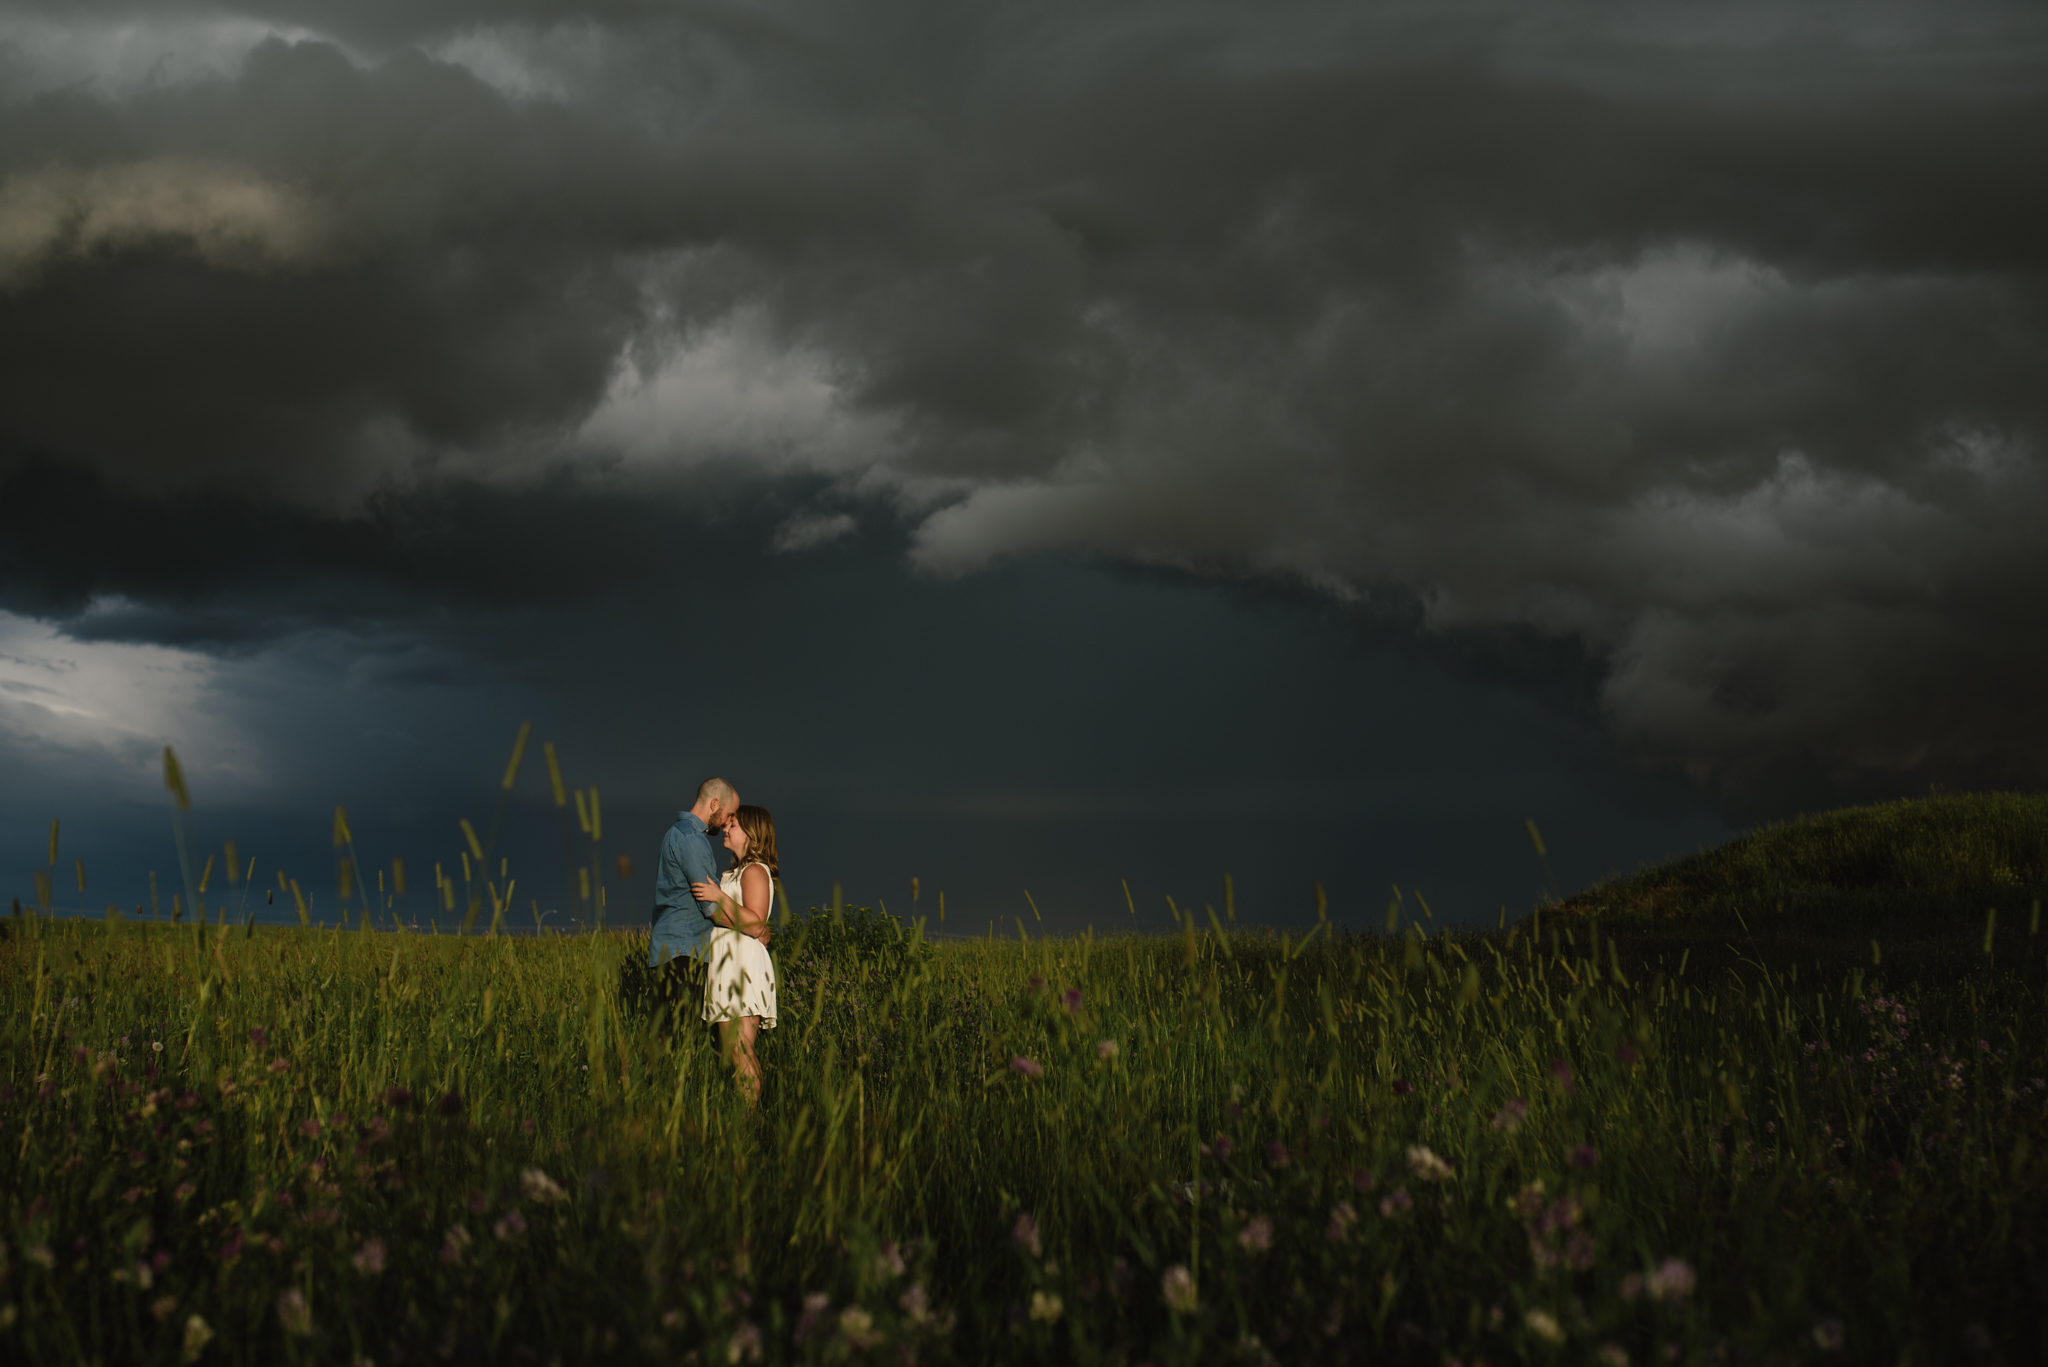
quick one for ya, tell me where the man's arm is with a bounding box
[679,833,722,921]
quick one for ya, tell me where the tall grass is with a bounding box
[4,878,2045,1364]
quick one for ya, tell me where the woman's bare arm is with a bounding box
[736,864,773,943]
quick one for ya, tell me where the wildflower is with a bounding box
[1492,1099,1529,1132]
[152,1040,164,1054]
[1203,1133,1233,1160]
[151,1294,179,1321]
[1645,1257,1696,1302]
[1378,1188,1413,1217]
[1027,975,1046,992]
[299,1118,320,1137]
[1812,1318,1845,1353]
[1161,1264,1198,1314]
[123,1186,144,1203]
[439,1226,471,1264]
[277,1288,313,1337]
[493,1210,528,1240]
[266,1059,289,1074]
[1265,1141,1290,1168]
[1096,1039,1119,1059]
[1547,1059,1574,1093]
[726,1321,764,1363]
[1391,1079,1415,1096]
[520,1168,568,1204]
[838,1306,880,1349]
[1029,1290,1064,1323]
[1568,1144,1599,1170]
[1238,1214,1273,1252]
[1326,1202,1357,1241]
[352,1237,387,1274]
[383,1086,413,1109]
[899,1283,930,1324]
[1597,1344,1630,1366]
[1009,1056,1044,1079]
[249,1028,268,1047]
[1351,1165,1374,1190]
[1012,1212,1042,1257]
[1063,988,1083,1013]
[182,1313,214,1362]
[1406,1146,1454,1182]
[1524,1308,1565,1344]
[794,1292,831,1340]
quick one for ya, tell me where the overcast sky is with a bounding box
[4,0,2044,932]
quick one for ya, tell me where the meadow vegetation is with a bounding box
[4,794,2047,1365]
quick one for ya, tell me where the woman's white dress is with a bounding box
[701,863,778,1026]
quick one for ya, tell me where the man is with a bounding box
[649,776,740,1035]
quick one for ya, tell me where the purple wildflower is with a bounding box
[1645,1257,1696,1301]
[352,1238,387,1274]
[1161,1265,1197,1314]
[276,1289,311,1337]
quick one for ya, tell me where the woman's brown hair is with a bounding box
[732,804,779,879]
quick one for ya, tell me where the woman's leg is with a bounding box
[718,1015,762,1104]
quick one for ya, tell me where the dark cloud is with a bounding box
[1,0,2046,814]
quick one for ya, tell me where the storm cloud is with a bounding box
[4,0,2048,808]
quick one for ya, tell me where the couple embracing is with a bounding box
[649,777,778,1102]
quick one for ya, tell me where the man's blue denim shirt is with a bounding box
[648,811,721,967]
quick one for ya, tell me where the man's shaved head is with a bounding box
[696,777,737,808]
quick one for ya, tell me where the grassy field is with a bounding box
[4,795,2048,1365]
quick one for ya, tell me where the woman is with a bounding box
[690,803,779,1103]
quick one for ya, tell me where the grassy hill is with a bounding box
[1558,792,2048,924]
